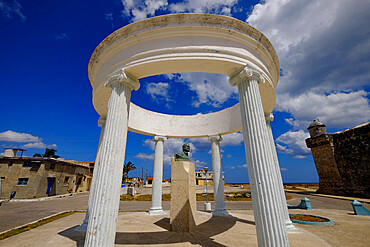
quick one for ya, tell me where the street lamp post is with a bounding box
[205,167,208,203]
[204,167,211,211]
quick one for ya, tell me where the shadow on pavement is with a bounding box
[58,214,255,246]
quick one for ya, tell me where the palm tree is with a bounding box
[122,161,136,182]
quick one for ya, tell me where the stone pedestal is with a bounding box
[170,158,197,232]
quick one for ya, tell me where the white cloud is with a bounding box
[169,0,237,15]
[226,154,232,158]
[0,130,57,150]
[135,152,154,160]
[55,33,70,40]
[280,167,288,171]
[276,130,310,158]
[22,142,57,149]
[221,132,243,146]
[189,132,243,153]
[247,0,370,96]
[105,12,113,21]
[121,0,239,22]
[193,159,207,169]
[167,73,238,108]
[276,90,370,129]
[121,0,168,22]
[0,130,41,143]
[247,1,370,159]
[226,163,247,170]
[0,0,26,21]
[145,82,172,107]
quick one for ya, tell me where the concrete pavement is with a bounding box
[1,188,369,246]
[0,210,332,247]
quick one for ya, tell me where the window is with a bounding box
[23,161,32,168]
[0,177,5,180]
[50,163,55,169]
[8,161,13,166]
[63,176,70,186]
[17,178,29,185]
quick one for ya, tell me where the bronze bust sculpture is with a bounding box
[175,143,190,161]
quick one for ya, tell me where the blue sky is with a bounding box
[0,0,369,183]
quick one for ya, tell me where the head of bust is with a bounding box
[182,143,190,154]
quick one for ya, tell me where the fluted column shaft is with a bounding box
[208,134,228,215]
[265,114,298,232]
[84,70,139,247]
[76,118,106,231]
[230,67,289,246]
[149,135,166,215]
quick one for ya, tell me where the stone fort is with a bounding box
[306,120,370,198]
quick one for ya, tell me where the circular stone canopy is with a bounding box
[88,14,279,138]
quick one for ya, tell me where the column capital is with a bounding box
[229,65,265,87]
[105,69,140,91]
[208,134,223,142]
[98,117,106,126]
[152,135,167,142]
[265,113,274,122]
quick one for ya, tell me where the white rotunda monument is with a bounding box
[84,13,294,246]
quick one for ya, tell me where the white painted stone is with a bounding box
[75,117,106,232]
[149,135,166,215]
[87,13,284,246]
[208,134,228,216]
[128,103,242,138]
[88,14,280,138]
[84,70,139,247]
[230,66,289,246]
[265,114,299,233]
[170,158,197,232]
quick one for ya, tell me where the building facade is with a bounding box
[195,169,225,186]
[0,149,92,199]
[306,121,370,198]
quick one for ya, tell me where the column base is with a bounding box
[148,208,164,215]
[74,222,88,231]
[212,209,229,216]
[286,220,300,233]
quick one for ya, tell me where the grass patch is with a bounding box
[290,214,329,222]
[0,211,76,240]
[121,192,293,202]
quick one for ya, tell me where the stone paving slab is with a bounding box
[0,210,331,247]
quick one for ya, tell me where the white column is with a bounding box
[75,117,106,231]
[265,113,299,233]
[149,135,166,215]
[208,134,228,216]
[84,70,139,247]
[229,66,289,246]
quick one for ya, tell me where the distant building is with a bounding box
[0,148,93,199]
[305,121,370,198]
[126,176,144,185]
[195,169,225,186]
[144,176,169,187]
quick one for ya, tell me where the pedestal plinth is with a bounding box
[170,158,197,232]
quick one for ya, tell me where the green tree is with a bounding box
[122,161,136,182]
[43,148,60,158]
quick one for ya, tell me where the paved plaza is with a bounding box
[0,188,369,246]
